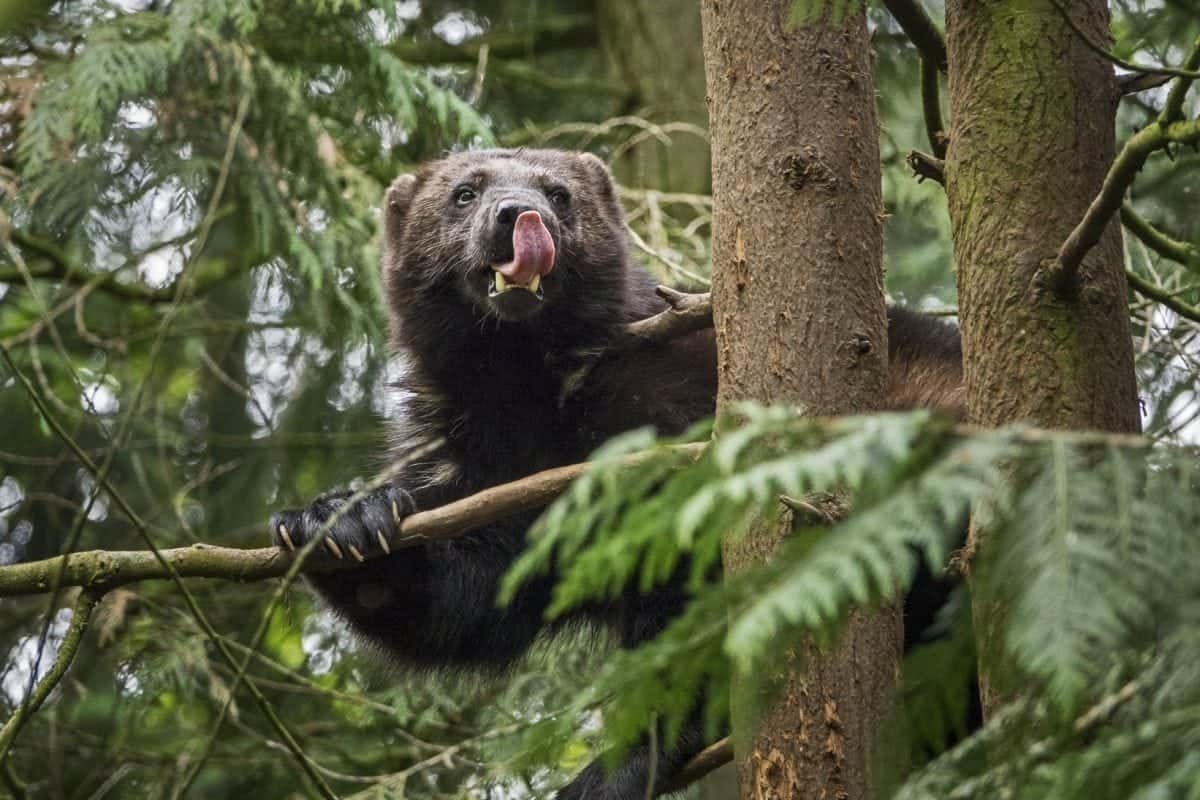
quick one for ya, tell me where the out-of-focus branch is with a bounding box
[664,737,733,793]
[1049,1,1200,81]
[0,226,242,304]
[1119,72,1172,95]
[1125,270,1200,324]
[920,57,947,158]
[0,590,101,762]
[1158,35,1200,124]
[1121,203,1200,270]
[262,14,597,66]
[879,0,948,157]
[880,0,947,70]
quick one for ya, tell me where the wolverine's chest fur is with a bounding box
[389,345,604,493]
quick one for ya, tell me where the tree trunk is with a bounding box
[943,0,1141,715]
[596,0,710,194]
[701,2,899,797]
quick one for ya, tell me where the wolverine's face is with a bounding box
[442,156,566,320]
[383,149,629,324]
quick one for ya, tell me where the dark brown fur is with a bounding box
[271,149,963,798]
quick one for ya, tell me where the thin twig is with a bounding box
[1118,72,1172,95]
[906,150,945,184]
[0,589,102,762]
[1054,118,1200,289]
[1048,0,1200,80]
[0,223,239,304]
[1121,203,1200,270]
[663,737,733,793]
[779,493,844,525]
[920,57,947,159]
[1158,35,1200,124]
[1126,269,1200,324]
[880,0,947,70]
[624,287,713,345]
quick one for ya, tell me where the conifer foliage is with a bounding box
[505,409,1200,799]
[0,1,1199,798]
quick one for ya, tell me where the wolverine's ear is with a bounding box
[577,152,616,200]
[384,173,419,240]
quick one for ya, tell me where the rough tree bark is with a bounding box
[701,1,898,797]
[943,0,1141,715]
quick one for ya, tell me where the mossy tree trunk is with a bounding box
[943,0,1141,715]
[701,1,898,797]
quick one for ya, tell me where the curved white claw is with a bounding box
[324,537,345,560]
[277,524,296,551]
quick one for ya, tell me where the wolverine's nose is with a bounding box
[496,200,537,231]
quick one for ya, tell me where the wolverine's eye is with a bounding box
[453,186,476,207]
[548,188,570,209]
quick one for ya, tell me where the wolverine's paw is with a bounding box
[270,485,416,562]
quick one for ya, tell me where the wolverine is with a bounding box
[271,148,963,798]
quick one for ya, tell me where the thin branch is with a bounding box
[623,286,713,345]
[0,444,706,597]
[906,150,945,185]
[0,226,243,304]
[1119,72,1172,95]
[626,226,712,287]
[261,14,597,66]
[0,589,102,762]
[663,737,733,793]
[881,0,950,160]
[920,57,947,159]
[779,493,846,526]
[1,759,26,800]
[879,0,947,71]
[0,268,107,350]
[1054,118,1200,289]
[1048,0,1200,80]
[1159,35,1200,124]
[490,60,626,96]
[1121,203,1200,270]
[1126,269,1200,324]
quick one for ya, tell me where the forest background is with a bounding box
[0,0,1198,798]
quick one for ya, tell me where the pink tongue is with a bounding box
[494,210,555,283]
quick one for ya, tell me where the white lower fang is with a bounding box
[490,270,542,296]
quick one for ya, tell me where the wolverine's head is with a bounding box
[382,149,631,332]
